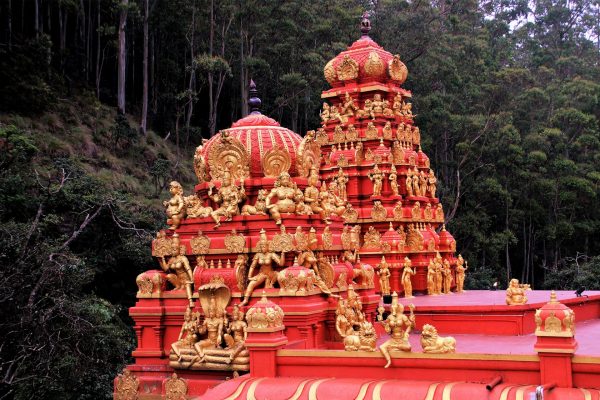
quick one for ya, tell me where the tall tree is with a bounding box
[117,0,128,114]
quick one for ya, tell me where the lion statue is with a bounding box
[343,321,377,352]
[241,189,268,216]
[420,324,456,354]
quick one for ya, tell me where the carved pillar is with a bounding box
[245,294,288,378]
[152,326,165,356]
[534,292,577,388]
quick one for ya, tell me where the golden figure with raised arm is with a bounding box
[239,230,286,306]
[379,293,415,368]
[208,171,246,229]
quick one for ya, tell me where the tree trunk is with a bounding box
[185,1,196,142]
[117,0,128,114]
[505,200,511,282]
[208,0,215,135]
[7,0,12,50]
[95,0,101,98]
[140,0,149,135]
[34,0,39,38]
[239,21,248,116]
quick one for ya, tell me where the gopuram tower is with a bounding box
[315,13,459,297]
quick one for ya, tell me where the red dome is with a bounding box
[323,29,408,87]
[199,113,303,180]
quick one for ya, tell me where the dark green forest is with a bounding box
[1,0,599,398]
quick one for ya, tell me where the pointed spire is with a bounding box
[360,11,371,37]
[248,79,262,115]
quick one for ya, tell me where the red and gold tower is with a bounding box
[314,14,458,296]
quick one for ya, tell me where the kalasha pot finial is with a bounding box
[360,11,371,37]
[248,79,262,115]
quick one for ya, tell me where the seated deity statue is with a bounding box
[241,189,267,215]
[341,92,359,118]
[223,305,248,364]
[208,171,246,228]
[506,278,528,305]
[379,293,415,368]
[372,94,385,114]
[193,297,224,363]
[320,103,331,123]
[266,172,302,225]
[171,307,200,363]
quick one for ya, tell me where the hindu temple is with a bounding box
[114,13,600,400]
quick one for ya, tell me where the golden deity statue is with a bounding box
[419,170,428,197]
[389,164,400,196]
[320,181,346,219]
[358,99,375,120]
[428,170,437,198]
[193,295,224,363]
[455,255,467,293]
[377,256,391,296]
[368,164,385,197]
[506,278,528,306]
[341,92,359,118]
[304,167,329,223]
[158,234,194,307]
[401,102,413,118]
[371,93,385,114]
[338,286,378,352]
[223,305,248,364]
[335,167,349,200]
[320,103,330,123]
[366,121,378,139]
[383,121,393,140]
[412,167,422,196]
[405,170,414,197]
[208,171,246,228]
[379,293,416,368]
[241,189,267,216]
[442,258,453,294]
[402,256,416,298]
[239,230,286,306]
[164,181,186,230]
[427,258,436,296]
[171,307,200,364]
[298,249,332,295]
[265,172,302,225]
[434,252,443,295]
[392,93,403,116]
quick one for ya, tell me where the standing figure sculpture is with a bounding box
[402,256,416,298]
[335,167,349,201]
[427,258,436,296]
[266,172,301,225]
[442,258,453,294]
[239,230,286,306]
[379,293,416,368]
[377,256,391,296]
[455,255,468,293]
[208,171,246,228]
[389,165,400,196]
[368,164,385,197]
[164,181,186,230]
[434,253,444,295]
[428,170,437,198]
[158,234,194,307]
[405,169,414,197]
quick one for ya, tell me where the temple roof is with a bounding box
[198,376,600,400]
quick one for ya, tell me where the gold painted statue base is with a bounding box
[169,348,250,372]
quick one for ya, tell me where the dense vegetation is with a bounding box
[0,0,599,398]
